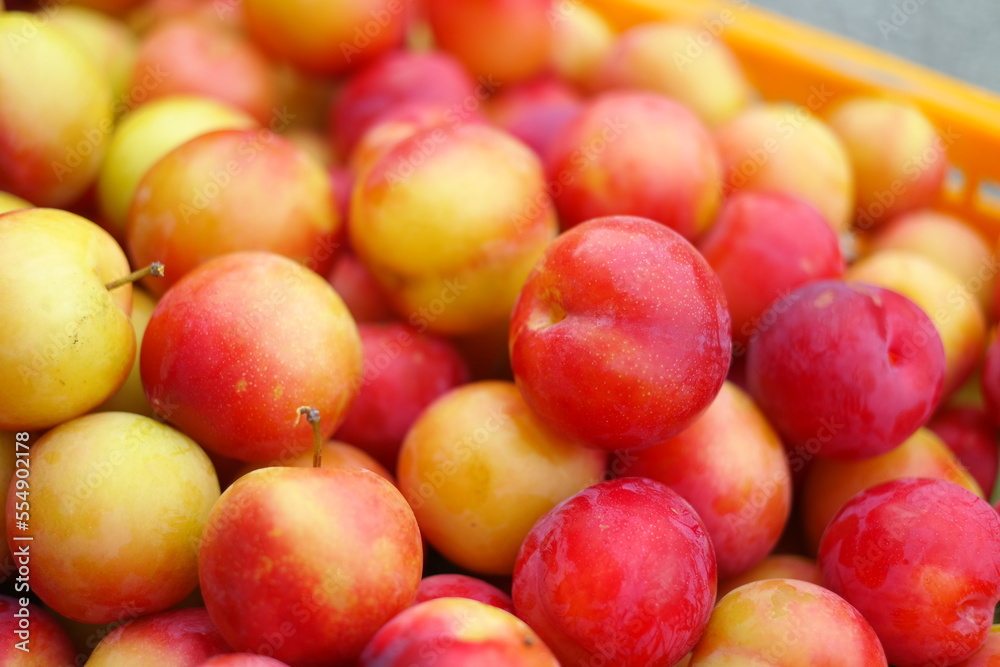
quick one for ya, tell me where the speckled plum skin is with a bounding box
[512,477,717,667]
[819,478,1000,667]
[357,597,559,667]
[199,467,423,667]
[414,574,515,614]
[745,280,945,459]
[509,215,731,452]
[141,252,363,462]
[690,579,887,666]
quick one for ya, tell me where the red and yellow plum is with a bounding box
[510,215,731,451]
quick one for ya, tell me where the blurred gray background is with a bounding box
[749,1,1000,94]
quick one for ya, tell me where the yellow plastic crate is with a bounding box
[587,0,1000,241]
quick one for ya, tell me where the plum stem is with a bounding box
[296,406,323,468]
[105,262,164,290]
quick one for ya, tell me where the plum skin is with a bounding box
[512,477,717,667]
[509,215,731,452]
[745,280,945,459]
[819,478,1000,667]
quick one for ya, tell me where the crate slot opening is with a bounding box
[945,166,966,198]
[976,180,1000,207]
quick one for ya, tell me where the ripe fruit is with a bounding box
[326,251,395,323]
[200,466,423,666]
[141,252,362,461]
[0,191,32,215]
[617,381,792,578]
[357,597,559,666]
[548,4,614,90]
[198,657,291,667]
[126,128,339,294]
[510,215,731,451]
[414,574,515,614]
[7,413,220,623]
[513,477,717,666]
[0,595,77,665]
[697,190,845,353]
[984,335,1000,426]
[487,77,582,161]
[350,122,558,335]
[546,91,723,239]
[929,406,1000,496]
[0,208,136,431]
[349,102,484,177]
[716,554,823,599]
[47,5,138,104]
[334,322,470,470]
[239,439,395,484]
[86,608,230,667]
[398,381,606,574]
[131,18,278,123]
[716,103,855,231]
[745,280,945,459]
[595,22,752,126]
[847,249,987,397]
[330,50,478,157]
[0,12,113,207]
[690,579,887,665]
[243,0,409,75]
[826,97,947,227]
[97,95,257,238]
[820,478,1000,666]
[801,427,983,552]
[425,0,553,84]
[94,287,158,418]
[955,626,1000,666]
[862,209,996,315]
